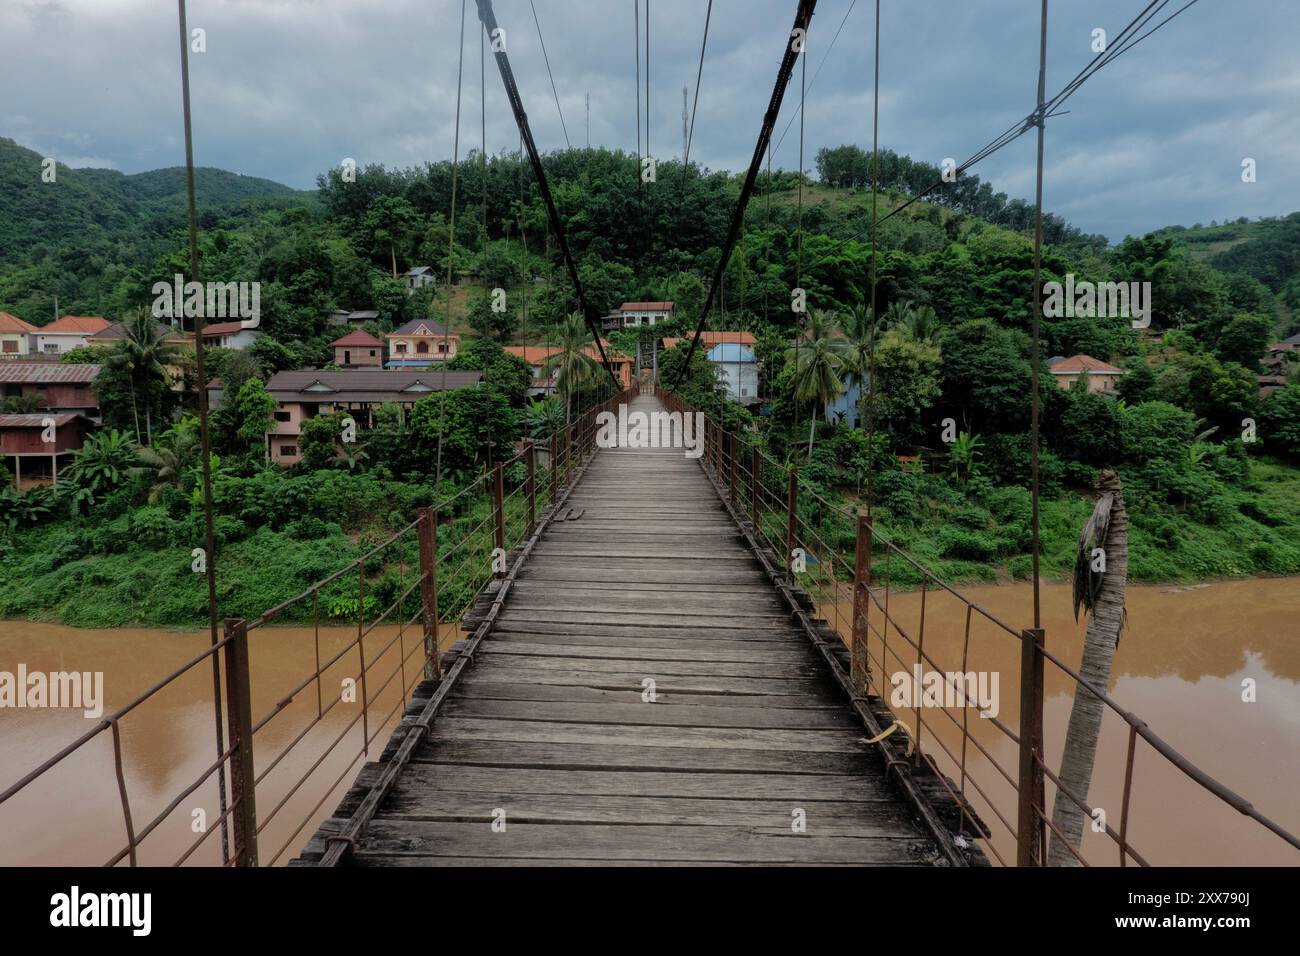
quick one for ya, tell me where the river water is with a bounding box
[1,578,1297,866]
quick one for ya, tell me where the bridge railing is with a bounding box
[0,382,637,867]
[657,385,1300,867]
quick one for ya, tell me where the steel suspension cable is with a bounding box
[175,0,229,866]
[670,0,820,393]
[863,0,880,513]
[475,0,619,387]
[433,0,469,505]
[683,0,713,169]
[528,0,570,148]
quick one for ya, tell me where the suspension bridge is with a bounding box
[5,0,1298,869]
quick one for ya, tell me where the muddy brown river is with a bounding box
[1,578,1297,866]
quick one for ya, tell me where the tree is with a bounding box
[130,417,199,503]
[543,313,601,422]
[1215,312,1273,369]
[1260,384,1300,460]
[836,303,880,429]
[231,379,277,456]
[1049,470,1128,866]
[873,327,942,448]
[785,309,848,452]
[105,310,182,445]
[363,196,421,276]
[63,429,140,511]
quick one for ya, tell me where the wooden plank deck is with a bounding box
[299,392,960,866]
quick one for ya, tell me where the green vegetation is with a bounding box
[2,135,1299,626]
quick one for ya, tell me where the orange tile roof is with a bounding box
[199,321,249,336]
[1049,354,1123,375]
[43,315,110,334]
[0,312,36,333]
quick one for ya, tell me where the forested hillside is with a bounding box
[2,137,1299,626]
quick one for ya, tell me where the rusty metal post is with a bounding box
[417,507,441,679]
[786,469,798,579]
[525,440,536,535]
[493,462,506,578]
[851,513,873,695]
[221,618,258,867]
[729,433,739,503]
[550,431,558,504]
[564,424,572,483]
[750,442,760,529]
[1017,626,1047,866]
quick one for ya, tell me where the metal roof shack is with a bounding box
[265,369,483,405]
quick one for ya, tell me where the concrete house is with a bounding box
[0,363,103,421]
[386,318,460,367]
[707,342,761,405]
[1048,354,1125,394]
[1,413,94,490]
[199,321,260,350]
[0,312,37,358]
[263,369,483,465]
[330,330,385,368]
[605,301,674,330]
[33,315,110,355]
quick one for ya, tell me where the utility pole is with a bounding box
[586,92,590,148]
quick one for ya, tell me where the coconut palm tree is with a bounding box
[786,309,849,453]
[1048,469,1129,866]
[106,309,181,446]
[543,312,601,423]
[884,301,939,343]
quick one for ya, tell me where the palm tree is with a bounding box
[884,301,939,343]
[130,424,199,503]
[786,310,848,453]
[1048,469,1129,866]
[837,303,880,430]
[107,310,181,446]
[543,312,601,423]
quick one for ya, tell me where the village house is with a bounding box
[199,321,260,350]
[707,342,761,405]
[1048,354,1125,394]
[330,330,385,368]
[0,413,94,491]
[263,368,483,465]
[0,363,103,421]
[402,266,436,292]
[386,318,460,367]
[603,301,674,331]
[33,315,110,356]
[0,312,37,358]
[505,342,634,397]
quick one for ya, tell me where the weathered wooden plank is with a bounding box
[455,666,834,696]
[442,697,858,730]
[450,680,841,709]
[428,717,866,753]
[462,653,816,677]
[414,737,873,775]
[377,788,919,828]
[476,639,813,664]
[348,820,932,864]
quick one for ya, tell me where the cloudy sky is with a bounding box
[2,0,1297,242]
